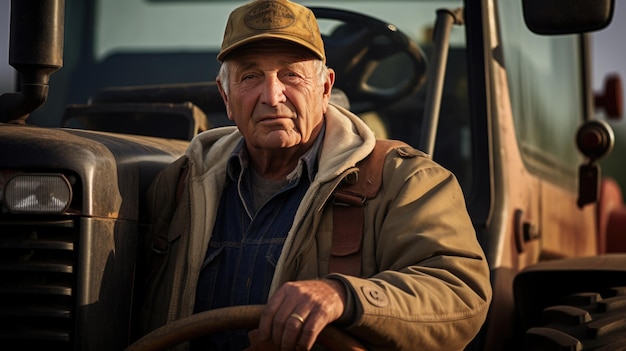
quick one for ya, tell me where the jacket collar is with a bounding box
[184,103,377,180]
[225,123,325,184]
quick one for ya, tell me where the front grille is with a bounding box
[0,217,78,350]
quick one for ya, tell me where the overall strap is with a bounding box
[330,139,408,276]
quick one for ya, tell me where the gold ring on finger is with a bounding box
[289,313,305,324]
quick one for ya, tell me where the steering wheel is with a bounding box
[311,7,427,113]
[125,305,367,351]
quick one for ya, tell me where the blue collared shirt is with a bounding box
[192,126,324,350]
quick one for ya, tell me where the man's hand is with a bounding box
[245,279,347,351]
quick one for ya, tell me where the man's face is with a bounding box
[218,42,334,153]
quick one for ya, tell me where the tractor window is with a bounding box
[498,0,585,190]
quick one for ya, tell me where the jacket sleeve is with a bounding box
[137,155,189,336]
[328,151,492,351]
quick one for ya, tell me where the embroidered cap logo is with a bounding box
[244,2,295,30]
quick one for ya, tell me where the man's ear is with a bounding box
[322,68,336,112]
[325,68,336,96]
[216,79,233,121]
[216,79,228,103]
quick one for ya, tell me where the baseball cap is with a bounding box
[217,0,326,63]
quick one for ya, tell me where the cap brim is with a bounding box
[217,33,325,62]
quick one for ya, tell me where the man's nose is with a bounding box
[261,75,287,106]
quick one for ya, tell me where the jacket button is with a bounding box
[361,286,389,307]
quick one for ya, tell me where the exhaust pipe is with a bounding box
[0,0,64,124]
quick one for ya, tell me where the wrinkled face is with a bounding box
[217,41,334,153]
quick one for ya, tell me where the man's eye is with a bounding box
[282,72,303,82]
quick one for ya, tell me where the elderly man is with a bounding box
[140,0,491,350]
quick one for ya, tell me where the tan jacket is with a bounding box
[141,103,492,350]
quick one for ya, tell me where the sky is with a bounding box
[593,1,626,92]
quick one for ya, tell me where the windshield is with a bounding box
[28,0,472,191]
[94,1,464,61]
[30,0,471,191]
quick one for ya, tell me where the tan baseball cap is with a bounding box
[217,0,326,63]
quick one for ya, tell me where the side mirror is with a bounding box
[522,0,614,35]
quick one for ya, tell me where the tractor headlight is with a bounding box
[4,173,73,214]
